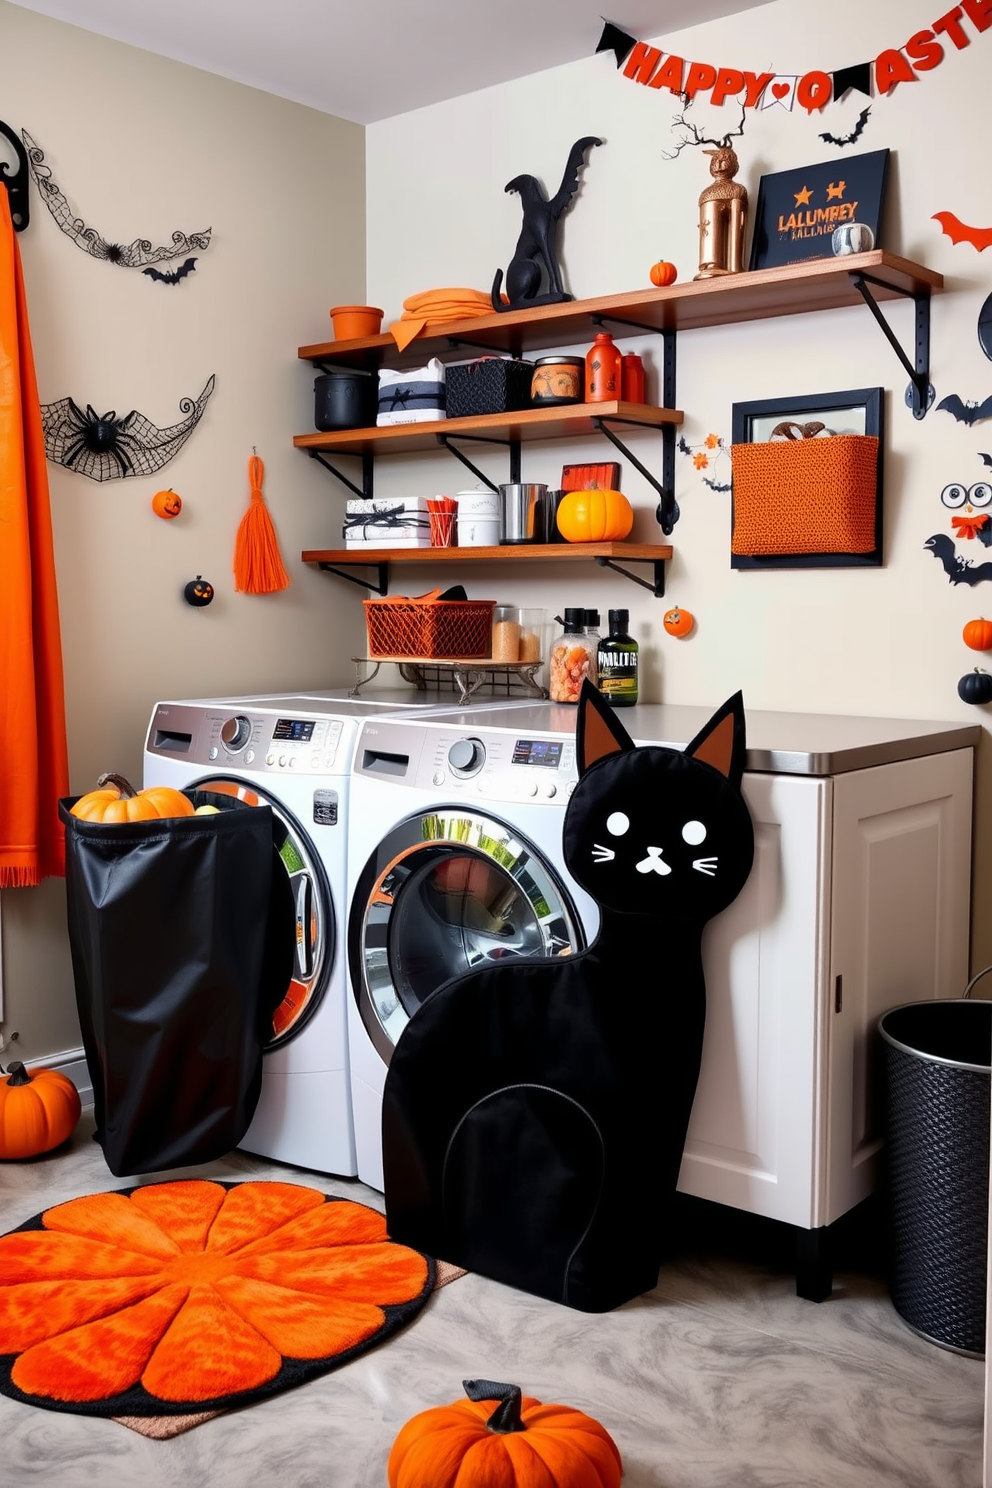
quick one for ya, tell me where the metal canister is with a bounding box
[530,356,584,406]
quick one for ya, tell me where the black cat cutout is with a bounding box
[382,682,755,1313]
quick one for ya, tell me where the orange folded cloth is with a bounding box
[389,288,496,352]
[0,189,70,885]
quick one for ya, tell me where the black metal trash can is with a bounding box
[879,992,991,1357]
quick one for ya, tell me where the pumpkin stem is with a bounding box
[96,772,136,799]
[462,1379,526,1434]
[5,1060,31,1086]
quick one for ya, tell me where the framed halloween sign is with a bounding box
[748,149,889,271]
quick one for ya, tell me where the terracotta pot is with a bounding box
[329,305,384,340]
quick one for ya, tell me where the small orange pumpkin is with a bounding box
[649,259,678,287]
[0,1061,81,1160]
[963,617,992,651]
[663,605,694,637]
[556,488,633,543]
[70,772,195,823]
[388,1379,622,1488]
[151,487,182,519]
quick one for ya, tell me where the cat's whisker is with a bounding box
[591,844,615,863]
[693,856,718,876]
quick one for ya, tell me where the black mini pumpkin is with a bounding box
[183,575,214,607]
[957,668,992,705]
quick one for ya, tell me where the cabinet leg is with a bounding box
[796,1226,832,1302]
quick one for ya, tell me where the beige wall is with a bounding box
[366,0,992,975]
[0,1,367,1059]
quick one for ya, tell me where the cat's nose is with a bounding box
[636,846,672,876]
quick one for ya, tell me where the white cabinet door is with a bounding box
[679,771,831,1228]
[824,748,974,1226]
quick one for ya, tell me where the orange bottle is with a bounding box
[585,332,621,403]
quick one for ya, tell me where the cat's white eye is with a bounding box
[682,820,707,845]
[606,812,630,836]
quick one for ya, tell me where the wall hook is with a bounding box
[0,120,29,231]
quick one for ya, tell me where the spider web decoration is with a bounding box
[42,376,216,481]
[21,130,211,273]
[678,432,733,492]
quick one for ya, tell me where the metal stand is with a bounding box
[351,656,547,704]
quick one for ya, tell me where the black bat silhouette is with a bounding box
[980,452,992,467]
[924,533,992,585]
[142,257,197,285]
[936,393,992,426]
[819,106,871,148]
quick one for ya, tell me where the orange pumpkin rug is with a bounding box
[0,1179,437,1432]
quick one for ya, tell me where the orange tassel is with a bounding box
[233,453,290,594]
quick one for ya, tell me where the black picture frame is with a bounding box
[730,386,884,570]
[748,149,889,272]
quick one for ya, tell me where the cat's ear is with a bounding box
[685,691,747,791]
[576,678,635,775]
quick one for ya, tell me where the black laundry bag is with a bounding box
[59,790,294,1176]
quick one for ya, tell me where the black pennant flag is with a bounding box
[832,62,873,99]
[596,20,637,68]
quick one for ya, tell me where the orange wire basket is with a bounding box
[363,596,496,659]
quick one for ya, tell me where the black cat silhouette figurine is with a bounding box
[382,682,755,1312]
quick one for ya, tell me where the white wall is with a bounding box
[367,0,992,972]
[0,1,367,1057]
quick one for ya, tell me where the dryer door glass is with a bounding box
[189,777,333,1049]
[350,808,583,1064]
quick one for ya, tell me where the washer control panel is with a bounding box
[355,719,579,802]
[145,703,351,775]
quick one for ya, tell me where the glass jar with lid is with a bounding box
[549,608,598,703]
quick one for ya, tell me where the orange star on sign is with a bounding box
[826,181,846,200]
[794,185,813,206]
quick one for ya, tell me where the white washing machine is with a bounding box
[141,686,491,1177]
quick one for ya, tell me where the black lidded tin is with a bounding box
[314,372,376,431]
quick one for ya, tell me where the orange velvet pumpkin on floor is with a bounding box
[0,1061,81,1159]
[388,1379,623,1488]
[556,488,633,543]
[70,772,194,823]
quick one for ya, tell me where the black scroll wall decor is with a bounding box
[0,119,30,231]
[21,130,210,282]
[42,376,216,481]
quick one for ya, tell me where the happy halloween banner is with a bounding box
[597,5,992,111]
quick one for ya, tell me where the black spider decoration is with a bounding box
[42,376,216,482]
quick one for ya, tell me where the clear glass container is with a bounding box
[549,608,598,703]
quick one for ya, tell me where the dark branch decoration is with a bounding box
[42,376,216,481]
[21,130,211,274]
[491,136,602,312]
[662,93,746,161]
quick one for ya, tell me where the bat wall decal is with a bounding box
[936,393,992,426]
[980,453,992,468]
[142,257,197,285]
[932,211,992,252]
[819,106,871,148]
[924,533,992,585]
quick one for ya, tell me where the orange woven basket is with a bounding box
[364,596,496,658]
[731,424,879,556]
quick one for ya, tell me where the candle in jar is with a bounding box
[492,616,521,661]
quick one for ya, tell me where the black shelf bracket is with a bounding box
[595,554,666,597]
[849,271,934,420]
[0,119,29,232]
[307,447,374,500]
[593,411,679,537]
[318,559,389,595]
[436,431,521,490]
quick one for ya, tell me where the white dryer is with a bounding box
[142,687,473,1177]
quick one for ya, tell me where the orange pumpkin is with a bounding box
[663,605,694,637]
[0,1061,81,1160]
[649,259,678,287]
[963,617,992,651]
[388,1379,622,1488]
[70,772,195,823]
[151,487,182,519]
[556,488,633,543]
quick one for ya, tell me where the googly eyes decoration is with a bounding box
[941,482,992,509]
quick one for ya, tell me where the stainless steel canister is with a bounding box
[498,482,549,543]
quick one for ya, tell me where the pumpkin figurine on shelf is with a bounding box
[70,772,194,822]
[0,1061,81,1160]
[963,618,992,651]
[388,1378,622,1488]
[556,488,633,543]
[649,258,678,287]
[663,605,694,638]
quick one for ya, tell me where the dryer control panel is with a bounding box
[144,702,351,775]
[354,719,580,802]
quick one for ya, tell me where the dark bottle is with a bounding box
[597,608,639,707]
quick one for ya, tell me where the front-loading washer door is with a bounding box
[189,776,332,1050]
[349,806,584,1065]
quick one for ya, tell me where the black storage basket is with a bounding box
[879,979,992,1357]
[445,357,534,419]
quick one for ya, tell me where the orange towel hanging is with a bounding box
[234,451,290,594]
